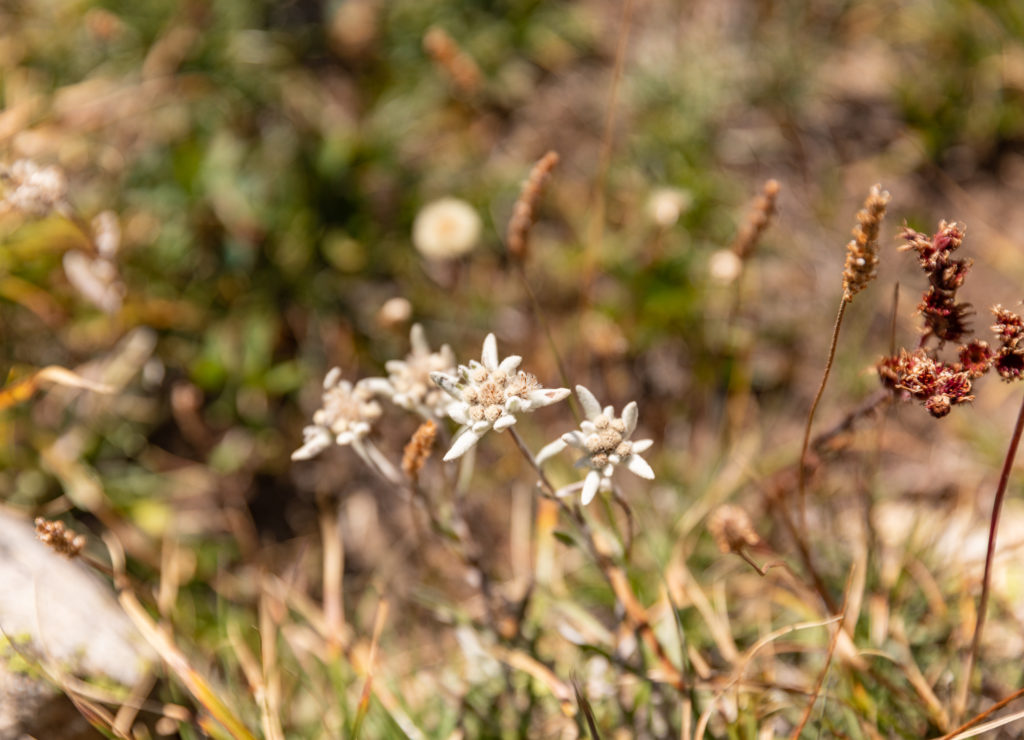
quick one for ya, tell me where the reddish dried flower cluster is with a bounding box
[877,349,974,418]
[879,220,1024,418]
[899,221,972,344]
[992,306,1024,381]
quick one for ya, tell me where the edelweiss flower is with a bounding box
[537,385,654,505]
[375,324,457,419]
[292,368,383,461]
[430,333,570,461]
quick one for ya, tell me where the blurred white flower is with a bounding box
[708,248,742,284]
[292,369,383,461]
[430,333,570,461]
[376,323,457,419]
[63,251,124,314]
[92,210,121,258]
[537,385,654,505]
[62,210,125,314]
[412,197,481,260]
[645,187,691,228]
[0,160,69,217]
[376,296,413,328]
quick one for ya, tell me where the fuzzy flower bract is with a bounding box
[537,385,654,505]
[430,333,570,461]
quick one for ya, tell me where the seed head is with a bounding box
[708,505,760,555]
[842,184,890,301]
[35,517,86,559]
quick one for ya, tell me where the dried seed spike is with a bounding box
[731,178,781,260]
[35,516,86,559]
[423,26,482,95]
[507,151,559,262]
[842,184,890,301]
[402,419,437,481]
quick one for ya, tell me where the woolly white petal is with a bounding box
[444,427,483,461]
[622,401,638,437]
[324,367,342,388]
[526,387,570,408]
[493,414,517,431]
[447,402,471,425]
[561,430,587,449]
[575,385,602,420]
[581,470,602,505]
[536,438,568,464]
[498,355,523,373]
[360,377,393,396]
[481,334,498,370]
[625,454,655,480]
[410,323,429,355]
[631,439,654,453]
[430,371,462,400]
[291,426,332,460]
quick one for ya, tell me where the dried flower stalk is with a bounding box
[402,419,437,482]
[423,27,482,95]
[842,184,890,301]
[708,505,760,555]
[799,184,890,524]
[507,151,559,262]
[731,178,780,260]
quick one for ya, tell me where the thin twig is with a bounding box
[955,392,1024,721]
[797,296,849,525]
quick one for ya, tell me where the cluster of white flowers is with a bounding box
[0,160,69,217]
[292,327,656,507]
[429,333,570,461]
[292,323,459,462]
[537,385,654,505]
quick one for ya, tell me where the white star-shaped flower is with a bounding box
[372,324,457,420]
[292,369,383,461]
[536,385,654,505]
[430,333,570,461]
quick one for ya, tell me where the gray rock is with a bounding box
[0,508,154,739]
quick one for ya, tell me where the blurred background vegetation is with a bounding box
[4,0,1024,736]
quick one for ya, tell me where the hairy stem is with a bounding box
[956,392,1024,720]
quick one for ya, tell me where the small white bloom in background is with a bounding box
[430,333,570,461]
[0,159,69,217]
[537,385,654,505]
[292,368,383,461]
[708,248,742,284]
[412,197,481,260]
[62,210,125,314]
[645,187,691,228]
[376,296,413,329]
[92,210,121,259]
[374,323,457,420]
